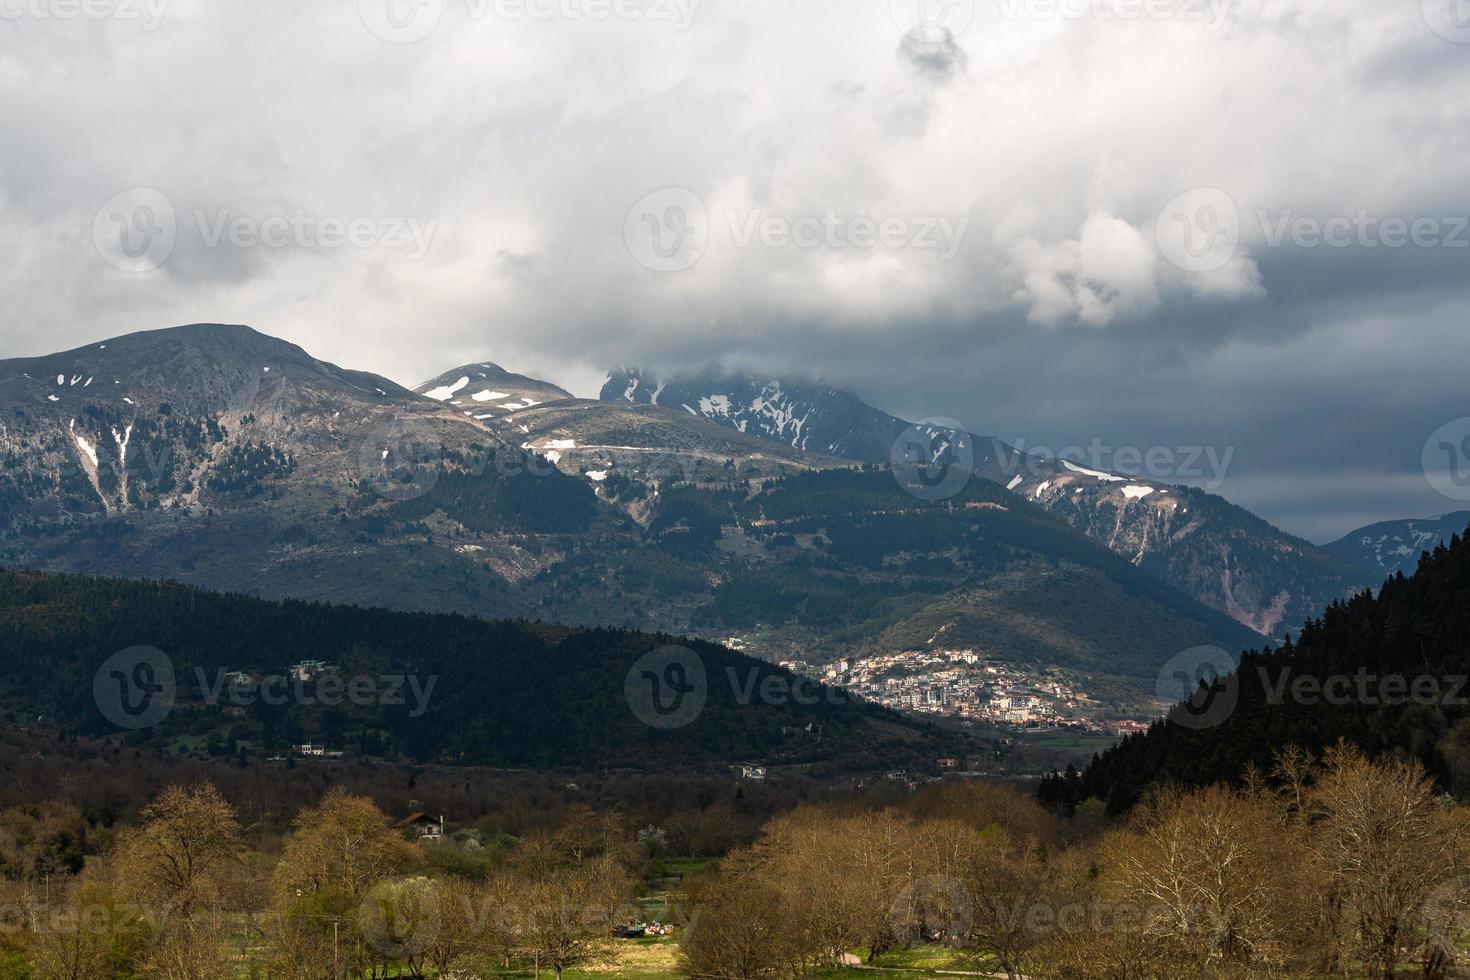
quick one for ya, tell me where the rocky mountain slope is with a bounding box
[995,461,1360,637]
[707,469,1264,681]
[1323,512,1470,579]
[603,366,1363,636]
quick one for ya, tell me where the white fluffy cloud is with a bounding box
[1012,213,1165,327]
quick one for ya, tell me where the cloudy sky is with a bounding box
[3,0,1470,541]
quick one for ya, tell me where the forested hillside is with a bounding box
[1044,526,1470,813]
[0,567,953,769]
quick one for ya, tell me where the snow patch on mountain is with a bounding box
[68,420,98,468]
[1062,459,1125,482]
[424,376,470,401]
[699,395,732,418]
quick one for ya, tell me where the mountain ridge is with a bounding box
[602,366,913,461]
[600,364,1363,636]
[1324,511,1470,578]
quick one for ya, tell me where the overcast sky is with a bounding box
[3,0,1470,542]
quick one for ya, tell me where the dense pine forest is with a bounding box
[1043,524,1470,814]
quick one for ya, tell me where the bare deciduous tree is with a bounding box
[112,784,245,918]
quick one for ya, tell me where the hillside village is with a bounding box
[782,648,1157,737]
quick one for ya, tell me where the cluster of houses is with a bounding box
[805,648,1154,734]
[817,648,1085,723]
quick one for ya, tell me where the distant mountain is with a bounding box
[1043,530,1470,813]
[1323,512,1470,578]
[601,366,1363,636]
[0,566,949,769]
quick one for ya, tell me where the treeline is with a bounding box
[1045,528,1470,813]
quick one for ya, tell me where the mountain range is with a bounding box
[6,324,1449,709]
[0,324,1274,703]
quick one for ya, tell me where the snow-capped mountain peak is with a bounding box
[602,367,907,460]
